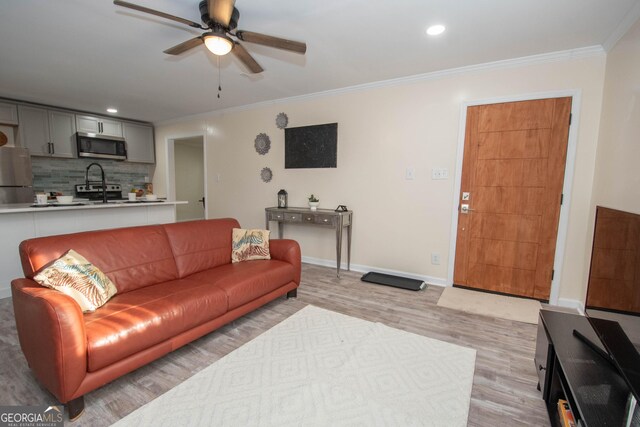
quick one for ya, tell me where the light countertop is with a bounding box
[0,200,187,214]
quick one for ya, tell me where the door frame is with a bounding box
[447,90,582,305]
[165,132,208,220]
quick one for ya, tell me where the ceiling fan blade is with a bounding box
[235,31,306,54]
[232,42,264,73]
[163,37,204,55]
[208,0,235,27]
[114,0,205,29]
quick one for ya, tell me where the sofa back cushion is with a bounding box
[162,218,240,278]
[20,225,179,294]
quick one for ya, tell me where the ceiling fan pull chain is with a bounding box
[217,55,222,99]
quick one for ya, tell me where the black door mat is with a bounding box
[361,272,427,291]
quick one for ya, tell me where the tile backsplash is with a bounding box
[32,157,153,196]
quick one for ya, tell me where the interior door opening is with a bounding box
[173,136,205,222]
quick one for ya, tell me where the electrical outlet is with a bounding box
[144,176,149,183]
[405,167,415,180]
[216,174,222,182]
[431,253,441,265]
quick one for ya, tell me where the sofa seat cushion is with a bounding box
[188,260,295,310]
[84,278,228,372]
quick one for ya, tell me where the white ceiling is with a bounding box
[1,0,639,123]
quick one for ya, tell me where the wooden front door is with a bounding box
[453,97,572,300]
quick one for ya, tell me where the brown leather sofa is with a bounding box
[11,218,301,420]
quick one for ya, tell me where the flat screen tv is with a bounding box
[285,123,337,169]
[586,207,640,345]
[583,206,640,421]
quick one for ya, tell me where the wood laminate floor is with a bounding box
[0,264,549,426]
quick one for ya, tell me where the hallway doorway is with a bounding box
[173,136,205,222]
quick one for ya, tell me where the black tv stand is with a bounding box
[535,310,636,426]
[572,328,617,367]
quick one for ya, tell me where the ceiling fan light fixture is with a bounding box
[204,33,233,56]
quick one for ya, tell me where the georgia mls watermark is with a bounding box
[0,405,63,427]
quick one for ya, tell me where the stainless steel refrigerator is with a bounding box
[0,147,34,204]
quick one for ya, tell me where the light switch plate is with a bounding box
[405,167,415,180]
[431,168,449,180]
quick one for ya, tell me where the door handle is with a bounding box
[460,204,475,214]
[198,197,205,208]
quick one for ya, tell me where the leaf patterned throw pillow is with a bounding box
[33,249,117,312]
[231,228,271,263]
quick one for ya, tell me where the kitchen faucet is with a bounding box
[85,162,107,204]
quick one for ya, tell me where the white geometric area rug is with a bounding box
[113,305,476,427]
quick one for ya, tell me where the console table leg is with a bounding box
[278,222,283,239]
[347,224,352,271]
[336,218,343,277]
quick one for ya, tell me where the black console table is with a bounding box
[536,309,636,426]
[265,207,352,277]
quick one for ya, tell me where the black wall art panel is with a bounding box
[285,123,337,168]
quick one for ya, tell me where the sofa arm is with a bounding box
[270,239,301,285]
[11,278,87,403]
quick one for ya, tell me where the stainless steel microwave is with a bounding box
[76,132,127,160]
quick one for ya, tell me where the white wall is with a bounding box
[592,19,640,214]
[154,51,607,302]
[578,19,640,307]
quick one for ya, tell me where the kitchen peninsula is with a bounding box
[0,200,187,299]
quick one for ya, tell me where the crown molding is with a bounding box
[602,4,640,52]
[155,45,606,127]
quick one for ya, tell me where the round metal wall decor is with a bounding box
[275,112,288,129]
[260,167,273,183]
[254,133,271,155]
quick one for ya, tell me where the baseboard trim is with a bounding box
[0,287,12,300]
[556,298,585,314]
[301,256,448,287]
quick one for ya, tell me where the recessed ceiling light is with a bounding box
[426,25,446,36]
[106,108,118,113]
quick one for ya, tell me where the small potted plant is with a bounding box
[308,194,320,211]
[128,188,137,201]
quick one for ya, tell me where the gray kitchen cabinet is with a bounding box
[18,105,76,158]
[123,122,155,163]
[0,101,19,125]
[76,114,123,138]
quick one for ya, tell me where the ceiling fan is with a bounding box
[113,0,307,74]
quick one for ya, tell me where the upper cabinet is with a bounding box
[76,115,123,138]
[4,98,156,163]
[123,122,155,164]
[0,102,19,125]
[18,105,76,158]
